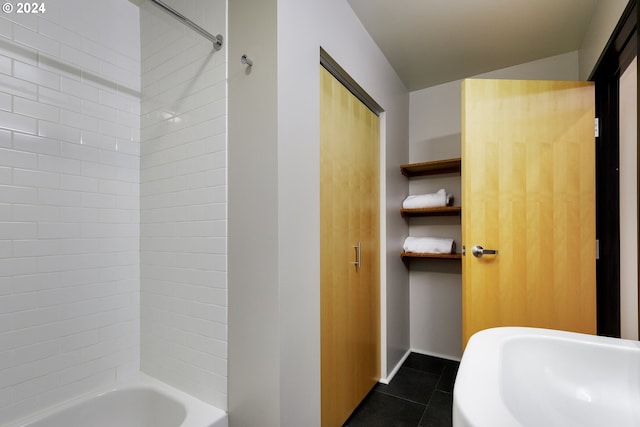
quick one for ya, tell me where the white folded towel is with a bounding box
[403,237,455,254]
[402,189,453,209]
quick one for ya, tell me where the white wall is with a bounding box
[619,56,638,340]
[408,51,580,359]
[139,0,228,410]
[227,1,279,424]
[0,1,140,424]
[228,0,410,425]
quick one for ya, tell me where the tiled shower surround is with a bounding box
[139,0,227,410]
[0,0,227,423]
[0,1,141,423]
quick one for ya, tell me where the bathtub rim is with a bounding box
[452,326,640,427]
[4,372,228,427]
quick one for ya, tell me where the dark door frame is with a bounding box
[589,0,638,337]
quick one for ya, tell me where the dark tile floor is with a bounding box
[344,353,459,427]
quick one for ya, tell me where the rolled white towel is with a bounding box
[402,189,453,209]
[403,237,455,254]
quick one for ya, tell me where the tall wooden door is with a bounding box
[320,65,380,427]
[461,79,596,347]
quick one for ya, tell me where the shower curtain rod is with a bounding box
[148,0,223,50]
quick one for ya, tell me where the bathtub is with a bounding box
[6,373,228,427]
[453,327,640,427]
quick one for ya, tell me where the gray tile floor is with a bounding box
[344,353,459,427]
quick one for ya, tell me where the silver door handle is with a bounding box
[472,245,498,258]
[353,242,361,270]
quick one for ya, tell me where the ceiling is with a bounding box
[347,0,599,91]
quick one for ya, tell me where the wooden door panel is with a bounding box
[462,79,596,347]
[320,66,380,427]
[320,66,355,427]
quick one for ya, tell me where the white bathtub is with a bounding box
[6,373,228,427]
[453,327,640,427]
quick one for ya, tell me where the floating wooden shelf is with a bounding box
[400,158,461,177]
[400,157,463,267]
[401,252,462,260]
[401,206,461,217]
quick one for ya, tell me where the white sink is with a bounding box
[453,327,640,427]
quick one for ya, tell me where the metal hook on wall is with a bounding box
[241,54,254,67]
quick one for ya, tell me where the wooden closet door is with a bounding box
[320,65,380,427]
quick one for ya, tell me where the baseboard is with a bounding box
[410,348,461,363]
[378,349,411,385]
[378,347,462,385]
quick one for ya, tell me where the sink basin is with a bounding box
[453,327,640,427]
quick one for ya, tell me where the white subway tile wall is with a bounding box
[139,0,227,410]
[0,0,141,424]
